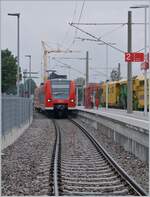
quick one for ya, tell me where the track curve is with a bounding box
[51,118,147,196]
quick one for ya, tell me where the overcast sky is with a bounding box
[1,0,149,85]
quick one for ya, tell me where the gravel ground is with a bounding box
[76,117,149,193]
[1,112,55,196]
[1,112,149,195]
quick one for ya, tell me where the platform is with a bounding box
[76,106,149,131]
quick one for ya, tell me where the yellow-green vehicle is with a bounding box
[98,75,149,111]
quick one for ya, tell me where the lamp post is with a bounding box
[23,69,27,97]
[130,5,149,115]
[98,43,116,110]
[25,55,31,98]
[8,13,20,96]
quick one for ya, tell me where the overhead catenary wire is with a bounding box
[52,56,92,60]
[71,22,148,25]
[73,0,86,43]
[100,24,126,38]
[135,46,149,52]
[69,23,125,54]
[71,22,148,48]
[52,58,85,76]
[61,0,78,47]
[67,0,86,49]
[90,67,114,70]
[78,0,86,24]
[92,71,107,77]
[72,0,78,22]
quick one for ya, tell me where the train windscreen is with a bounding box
[51,80,70,99]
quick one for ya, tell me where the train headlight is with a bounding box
[70,99,75,103]
[48,99,52,102]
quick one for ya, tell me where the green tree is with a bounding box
[2,49,22,94]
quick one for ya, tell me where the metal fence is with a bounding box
[2,96,33,138]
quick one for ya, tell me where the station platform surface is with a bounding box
[76,106,149,131]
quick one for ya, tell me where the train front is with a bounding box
[45,79,76,116]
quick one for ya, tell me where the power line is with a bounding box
[72,0,78,22]
[52,58,85,76]
[92,71,107,77]
[76,24,125,41]
[90,67,114,70]
[69,23,125,53]
[68,0,86,48]
[52,57,92,60]
[100,24,126,38]
[71,22,148,25]
[135,46,149,52]
[78,0,86,23]
[61,1,78,47]
[74,0,86,41]
[76,37,100,42]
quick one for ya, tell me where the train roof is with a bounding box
[135,75,144,81]
[119,79,127,84]
[109,81,120,85]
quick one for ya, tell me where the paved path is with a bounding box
[76,106,149,131]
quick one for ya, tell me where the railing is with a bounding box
[2,96,33,149]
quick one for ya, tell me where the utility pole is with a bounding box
[25,55,31,98]
[127,11,132,113]
[98,43,116,110]
[76,86,79,106]
[118,63,121,79]
[130,5,149,116]
[23,69,27,97]
[17,14,20,96]
[8,13,20,96]
[144,7,147,115]
[68,67,71,80]
[106,45,109,110]
[86,51,89,86]
[29,57,31,98]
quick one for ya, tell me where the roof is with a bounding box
[119,79,127,84]
[136,75,144,81]
[109,81,120,85]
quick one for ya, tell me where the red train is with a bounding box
[34,78,76,116]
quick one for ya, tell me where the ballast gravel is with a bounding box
[1,112,149,195]
[1,112,55,196]
[76,117,149,193]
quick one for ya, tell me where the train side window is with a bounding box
[139,95,144,100]
[140,81,144,86]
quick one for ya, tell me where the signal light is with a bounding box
[48,99,52,102]
[70,99,75,103]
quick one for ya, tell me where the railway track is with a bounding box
[51,118,147,196]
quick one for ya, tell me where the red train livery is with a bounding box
[84,83,100,109]
[34,79,76,113]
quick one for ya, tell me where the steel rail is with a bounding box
[52,120,60,196]
[69,118,148,196]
